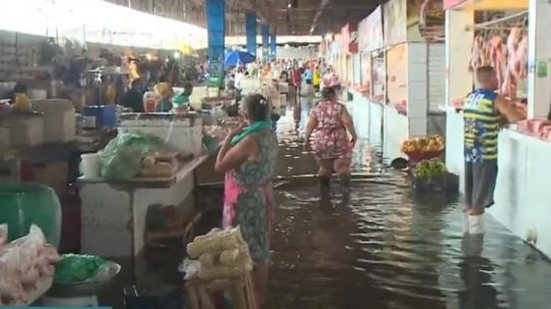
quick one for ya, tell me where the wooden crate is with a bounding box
[186,273,257,309]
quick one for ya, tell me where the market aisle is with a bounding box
[265,105,551,309]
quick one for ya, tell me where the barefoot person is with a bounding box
[305,85,357,190]
[463,66,524,234]
[215,94,278,306]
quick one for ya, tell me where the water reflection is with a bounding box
[266,108,551,309]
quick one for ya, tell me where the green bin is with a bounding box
[0,182,62,247]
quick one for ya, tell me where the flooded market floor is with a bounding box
[99,104,551,309]
[264,108,551,309]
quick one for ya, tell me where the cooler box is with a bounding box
[82,105,117,129]
[6,113,44,147]
[118,113,203,157]
[32,99,76,143]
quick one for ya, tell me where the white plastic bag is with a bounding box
[0,224,7,247]
[179,258,201,280]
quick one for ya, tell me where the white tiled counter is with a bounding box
[445,112,551,257]
[490,129,551,257]
[348,89,383,145]
[445,109,465,192]
[383,105,409,161]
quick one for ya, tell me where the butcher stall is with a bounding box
[348,6,386,147]
[380,0,447,161]
[444,0,551,258]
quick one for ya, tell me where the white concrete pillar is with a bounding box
[528,0,551,119]
[444,9,473,189]
[445,9,474,106]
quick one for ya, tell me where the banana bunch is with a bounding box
[401,135,445,153]
[12,93,31,112]
[414,159,448,179]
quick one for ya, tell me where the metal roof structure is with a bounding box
[106,0,380,35]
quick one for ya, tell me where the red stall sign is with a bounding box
[341,23,359,54]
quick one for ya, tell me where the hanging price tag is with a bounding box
[537,61,548,78]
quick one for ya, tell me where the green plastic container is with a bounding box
[0,182,62,247]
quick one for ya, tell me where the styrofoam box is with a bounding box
[8,114,44,147]
[119,117,203,157]
[31,99,76,143]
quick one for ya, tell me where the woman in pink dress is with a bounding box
[305,86,357,190]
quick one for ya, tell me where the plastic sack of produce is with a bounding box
[100,132,165,180]
[186,227,247,258]
[0,225,61,306]
[198,262,253,280]
[219,248,249,266]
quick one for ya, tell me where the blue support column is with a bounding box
[206,0,225,86]
[262,24,270,64]
[270,32,277,60]
[245,12,257,56]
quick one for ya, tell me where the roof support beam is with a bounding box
[310,0,330,34]
[277,5,374,13]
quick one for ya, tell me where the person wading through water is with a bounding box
[462,66,524,235]
[215,94,278,307]
[304,84,357,196]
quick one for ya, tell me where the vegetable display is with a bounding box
[53,254,107,283]
[414,159,448,179]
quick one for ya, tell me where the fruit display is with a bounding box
[414,159,448,180]
[401,135,444,153]
[400,135,445,164]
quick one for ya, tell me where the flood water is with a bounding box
[265,106,551,309]
[101,103,551,309]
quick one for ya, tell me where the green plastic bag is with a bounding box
[100,132,165,180]
[54,254,107,283]
[202,134,219,155]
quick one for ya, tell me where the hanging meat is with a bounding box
[488,36,507,93]
[469,35,489,71]
[501,27,523,96]
[514,34,529,79]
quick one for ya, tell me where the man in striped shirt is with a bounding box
[463,66,524,235]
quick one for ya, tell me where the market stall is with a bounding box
[443,0,551,257]
[380,0,446,161]
[349,6,385,146]
[78,113,207,257]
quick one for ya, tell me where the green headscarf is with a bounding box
[230,120,272,146]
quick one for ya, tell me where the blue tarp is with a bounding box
[224,50,256,66]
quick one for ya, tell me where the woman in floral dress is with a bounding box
[305,86,357,190]
[215,94,278,306]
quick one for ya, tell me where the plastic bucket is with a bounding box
[80,153,101,179]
